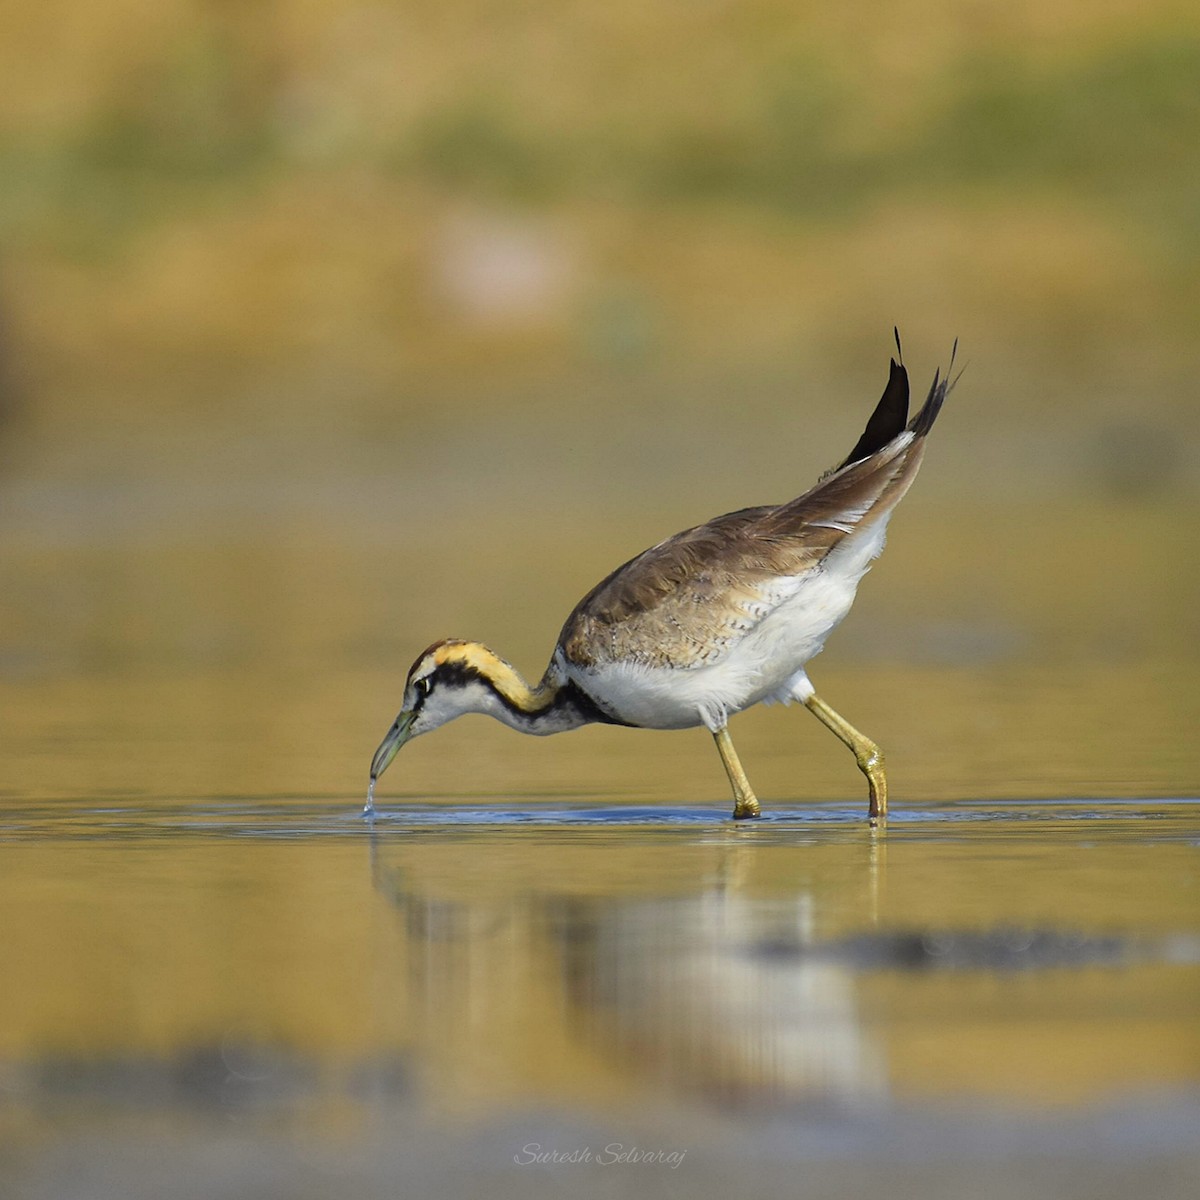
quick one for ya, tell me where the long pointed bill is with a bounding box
[370,711,415,783]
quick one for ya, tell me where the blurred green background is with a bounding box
[3,0,1198,487]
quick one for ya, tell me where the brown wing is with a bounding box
[557,506,825,668]
[558,364,951,669]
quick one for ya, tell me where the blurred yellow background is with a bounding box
[2,0,1198,808]
[1,0,1197,494]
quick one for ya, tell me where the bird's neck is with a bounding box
[476,650,565,733]
[448,643,619,736]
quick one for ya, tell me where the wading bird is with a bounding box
[368,339,953,822]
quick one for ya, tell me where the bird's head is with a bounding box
[369,639,526,783]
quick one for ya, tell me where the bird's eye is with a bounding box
[414,677,432,702]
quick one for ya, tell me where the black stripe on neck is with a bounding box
[551,678,633,728]
[433,661,630,728]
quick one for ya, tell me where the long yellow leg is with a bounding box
[804,693,888,822]
[713,727,761,820]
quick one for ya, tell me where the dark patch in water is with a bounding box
[751,928,1134,972]
[9,1044,412,1111]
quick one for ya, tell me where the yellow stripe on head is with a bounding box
[414,639,548,713]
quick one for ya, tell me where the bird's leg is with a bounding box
[713,727,761,820]
[803,694,888,822]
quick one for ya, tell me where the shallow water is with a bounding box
[2,504,1199,1198]
[2,795,1199,1197]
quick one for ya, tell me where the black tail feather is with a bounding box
[908,340,958,437]
[837,356,910,470]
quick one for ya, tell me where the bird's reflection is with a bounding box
[368,825,887,1110]
[547,890,886,1106]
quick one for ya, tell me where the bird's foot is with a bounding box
[854,747,887,822]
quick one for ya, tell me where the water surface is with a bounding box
[2,506,1199,1198]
